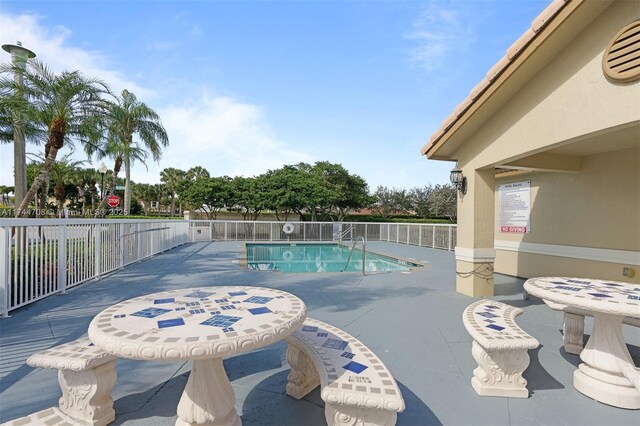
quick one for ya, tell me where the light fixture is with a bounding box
[450,164,467,195]
[97,163,108,199]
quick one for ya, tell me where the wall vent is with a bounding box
[603,20,640,83]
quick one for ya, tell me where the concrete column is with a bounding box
[455,168,496,297]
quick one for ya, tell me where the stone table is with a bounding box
[88,286,307,425]
[524,277,640,409]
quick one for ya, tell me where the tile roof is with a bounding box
[421,0,571,156]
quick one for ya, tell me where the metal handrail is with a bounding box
[338,225,354,242]
[341,236,366,275]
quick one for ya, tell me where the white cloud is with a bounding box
[0,12,152,97]
[134,96,313,183]
[405,1,474,72]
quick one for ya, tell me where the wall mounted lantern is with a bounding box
[450,165,467,195]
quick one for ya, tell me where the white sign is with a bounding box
[498,181,531,233]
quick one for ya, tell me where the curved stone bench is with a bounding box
[544,300,640,355]
[285,318,405,426]
[462,300,539,398]
[15,337,117,426]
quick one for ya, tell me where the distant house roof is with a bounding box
[420,0,572,159]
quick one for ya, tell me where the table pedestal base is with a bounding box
[176,359,241,426]
[575,366,640,409]
[573,313,640,409]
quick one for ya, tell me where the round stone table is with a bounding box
[88,286,307,425]
[523,277,640,409]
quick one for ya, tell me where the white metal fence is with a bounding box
[0,219,190,316]
[186,220,457,249]
[0,219,455,316]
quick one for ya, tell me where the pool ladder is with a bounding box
[341,236,366,275]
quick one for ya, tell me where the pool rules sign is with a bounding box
[498,181,531,233]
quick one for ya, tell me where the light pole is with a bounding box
[2,41,36,211]
[98,163,108,200]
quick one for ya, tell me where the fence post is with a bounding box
[209,221,213,242]
[432,225,436,248]
[0,227,10,317]
[419,225,422,247]
[58,225,67,294]
[448,226,453,251]
[136,223,142,262]
[235,222,238,241]
[94,223,102,280]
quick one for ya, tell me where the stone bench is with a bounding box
[285,318,405,426]
[6,337,117,426]
[462,300,539,398]
[543,300,640,355]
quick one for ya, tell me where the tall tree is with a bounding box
[106,89,168,215]
[43,153,85,217]
[0,60,109,216]
[160,167,186,216]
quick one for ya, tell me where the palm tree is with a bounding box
[160,167,185,216]
[106,90,168,215]
[0,60,109,216]
[46,153,86,217]
[87,136,148,217]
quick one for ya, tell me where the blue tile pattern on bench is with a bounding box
[248,307,272,315]
[189,309,205,315]
[215,298,228,303]
[185,302,200,307]
[588,293,612,298]
[243,296,274,304]
[317,332,328,337]
[228,291,247,296]
[221,305,236,311]
[154,298,175,304]
[322,338,348,350]
[302,326,318,332]
[184,291,214,298]
[341,352,355,359]
[555,285,582,291]
[476,312,498,319]
[131,307,171,318]
[200,314,241,328]
[343,361,368,374]
[158,318,185,328]
[486,324,505,331]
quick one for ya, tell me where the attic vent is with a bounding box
[603,20,640,82]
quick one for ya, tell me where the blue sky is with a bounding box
[1,0,549,191]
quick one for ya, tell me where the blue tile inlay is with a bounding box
[215,298,228,303]
[317,332,328,337]
[184,291,214,299]
[603,283,622,287]
[228,291,247,296]
[485,305,500,310]
[158,318,185,328]
[342,361,368,374]
[486,324,505,331]
[484,319,495,323]
[209,310,221,315]
[628,295,640,300]
[221,305,236,311]
[185,302,200,307]
[302,326,318,332]
[175,307,186,311]
[244,296,274,304]
[567,279,591,285]
[189,308,206,315]
[154,298,175,304]
[222,327,235,333]
[322,338,348,350]
[555,285,582,292]
[200,315,241,328]
[248,307,272,315]
[589,293,612,298]
[341,352,355,359]
[114,314,126,319]
[476,312,498,319]
[131,307,171,318]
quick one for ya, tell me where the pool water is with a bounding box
[245,243,421,273]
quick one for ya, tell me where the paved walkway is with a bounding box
[1,241,638,425]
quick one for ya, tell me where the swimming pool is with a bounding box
[244,243,422,273]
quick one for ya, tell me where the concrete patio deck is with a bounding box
[1,241,638,425]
